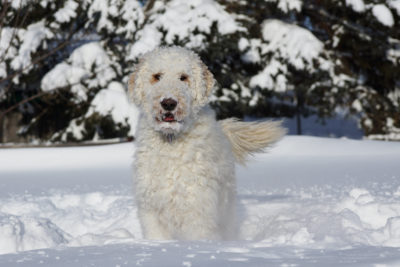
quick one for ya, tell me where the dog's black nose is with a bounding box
[161,98,177,111]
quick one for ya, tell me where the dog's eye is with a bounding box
[180,74,188,82]
[152,73,161,83]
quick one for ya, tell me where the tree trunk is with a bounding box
[296,110,302,135]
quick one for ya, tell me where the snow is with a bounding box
[0,28,18,60]
[265,0,302,13]
[88,0,118,32]
[116,0,145,39]
[346,0,366,13]
[387,45,400,66]
[10,20,53,71]
[249,19,332,92]
[53,81,138,141]
[276,0,302,13]
[388,89,400,106]
[261,19,324,70]
[41,62,87,99]
[372,4,395,27]
[129,26,163,60]
[238,38,262,63]
[57,119,86,141]
[68,42,115,87]
[8,0,31,9]
[1,136,400,265]
[0,27,20,78]
[352,99,363,112]
[54,0,78,23]
[85,82,140,136]
[389,0,400,16]
[345,0,398,21]
[368,117,400,141]
[41,42,116,101]
[129,0,244,59]
[86,0,144,36]
[249,59,287,92]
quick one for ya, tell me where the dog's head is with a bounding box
[129,47,215,136]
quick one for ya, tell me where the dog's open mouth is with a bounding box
[161,112,176,123]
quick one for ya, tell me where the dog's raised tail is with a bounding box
[220,118,286,164]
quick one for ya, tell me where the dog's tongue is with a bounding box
[163,113,175,122]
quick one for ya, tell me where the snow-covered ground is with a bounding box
[1,136,400,266]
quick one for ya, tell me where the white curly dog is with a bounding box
[129,47,285,240]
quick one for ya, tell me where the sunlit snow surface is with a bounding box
[1,136,400,266]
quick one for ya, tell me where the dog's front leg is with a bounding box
[138,208,171,240]
[177,204,221,240]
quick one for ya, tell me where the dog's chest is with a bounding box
[134,133,223,202]
[138,137,213,180]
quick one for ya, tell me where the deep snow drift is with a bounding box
[0,136,400,266]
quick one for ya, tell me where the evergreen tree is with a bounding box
[0,0,143,142]
[217,0,400,139]
[1,0,399,142]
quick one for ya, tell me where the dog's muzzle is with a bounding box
[162,112,175,122]
[161,98,177,111]
[160,98,178,122]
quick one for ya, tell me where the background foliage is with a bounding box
[0,0,399,142]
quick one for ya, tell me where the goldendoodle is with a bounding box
[129,46,285,240]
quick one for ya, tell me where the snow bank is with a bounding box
[0,190,139,254]
[2,241,400,267]
[0,143,133,172]
[1,136,400,265]
[0,214,69,255]
[236,136,400,249]
[240,186,400,248]
[268,134,399,156]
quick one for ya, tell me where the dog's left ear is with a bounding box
[193,61,215,107]
[202,63,215,99]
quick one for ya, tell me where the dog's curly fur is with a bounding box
[129,47,286,240]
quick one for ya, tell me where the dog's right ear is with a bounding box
[202,63,215,99]
[128,61,145,107]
